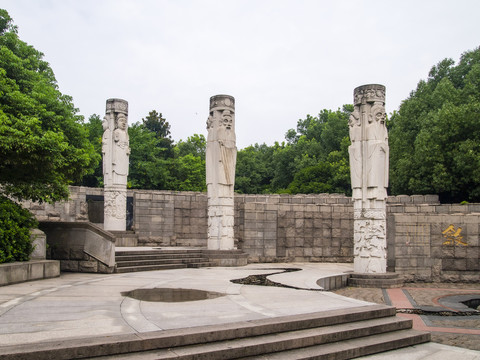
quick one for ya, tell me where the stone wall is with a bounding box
[22,187,480,282]
[133,190,208,247]
[234,194,353,263]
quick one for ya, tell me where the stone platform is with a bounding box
[0,263,478,359]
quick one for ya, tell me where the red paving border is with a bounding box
[386,288,480,335]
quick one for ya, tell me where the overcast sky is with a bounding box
[2,0,479,148]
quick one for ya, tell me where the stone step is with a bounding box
[114,249,212,273]
[0,305,425,360]
[115,264,187,273]
[115,250,204,256]
[115,253,205,261]
[186,261,213,268]
[95,317,418,360]
[116,257,209,268]
[241,329,430,360]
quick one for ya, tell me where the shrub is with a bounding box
[0,196,38,263]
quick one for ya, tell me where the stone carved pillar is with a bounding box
[206,95,237,250]
[103,98,130,231]
[349,84,389,273]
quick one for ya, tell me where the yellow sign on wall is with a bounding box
[442,225,467,246]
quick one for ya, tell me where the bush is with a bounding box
[0,196,38,263]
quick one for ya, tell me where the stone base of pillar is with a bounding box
[207,203,235,250]
[353,217,387,274]
[104,186,127,231]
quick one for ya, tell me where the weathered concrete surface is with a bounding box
[0,264,478,358]
[0,263,364,346]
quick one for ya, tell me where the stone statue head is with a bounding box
[117,114,127,131]
[102,116,109,131]
[221,110,233,130]
[207,94,235,141]
[349,108,360,127]
[370,104,386,124]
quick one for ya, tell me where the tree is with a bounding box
[77,114,103,187]
[127,123,171,190]
[142,110,174,158]
[169,134,206,192]
[0,9,97,202]
[235,143,274,194]
[176,134,206,159]
[0,196,38,263]
[389,47,480,202]
[270,106,352,194]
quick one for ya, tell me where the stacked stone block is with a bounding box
[134,191,175,246]
[22,187,480,282]
[173,192,208,247]
[389,212,480,282]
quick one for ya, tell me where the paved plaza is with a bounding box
[0,263,479,359]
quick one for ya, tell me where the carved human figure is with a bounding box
[349,84,389,274]
[348,107,362,190]
[103,98,129,231]
[206,95,237,250]
[112,113,130,186]
[102,115,112,182]
[349,84,388,203]
[206,105,236,188]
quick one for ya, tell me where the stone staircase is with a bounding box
[114,249,212,273]
[0,304,430,359]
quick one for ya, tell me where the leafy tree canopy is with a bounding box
[142,110,174,158]
[0,9,97,202]
[389,47,480,202]
[169,134,206,192]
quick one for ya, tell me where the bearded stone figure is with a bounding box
[103,98,130,231]
[348,84,389,273]
[206,95,237,250]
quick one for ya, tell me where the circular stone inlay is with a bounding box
[121,288,226,302]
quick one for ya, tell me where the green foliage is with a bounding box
[389,47,480,202]
[76,114,103,187]
[128,123,172,190]
[128,119,207,192]
[0,9,97,202]
[268,106,352,194]
[142,110,174,158]
[235,143,274,194]
[176,134,206,159]
[234,106,352,195]
[0,195,38,263]
[169,135,206,192]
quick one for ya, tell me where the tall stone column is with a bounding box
[103,98,130,231]
[349,84,389,273]
[206,95,237,250]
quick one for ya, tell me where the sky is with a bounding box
[2,0,479,149]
